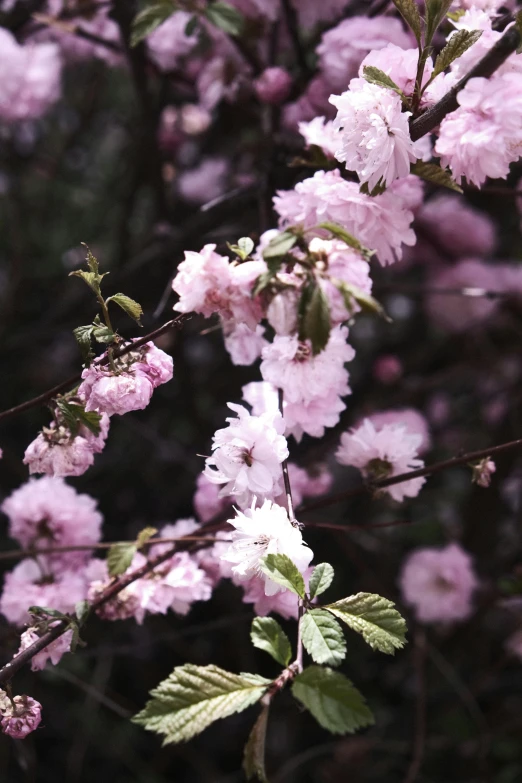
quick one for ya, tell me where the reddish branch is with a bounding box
[0,315,186,423]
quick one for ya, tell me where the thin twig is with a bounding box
[403,628,427,783]
[0,315,187,423]
[298,437,522,513]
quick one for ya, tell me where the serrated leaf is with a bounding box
[335,281,391,323]
[73,324,94,366]
[107,542,137,577]
[55,400,80,437]
[263,231,297,260]
[92,323,116,344]
[136,526,158,550]
[309,563,334,599]
[133,664,270,744]
[425,0,453,44]
[325,592,407,655]
[69,269,100,293]
[106,293,143,325]
[243,706,269,783]
[73,407,102,436]
[300,609,346,667]
[300,284,330,355]
[317,222,367,255]
[204,1,244,36]
[392,0,423,45]
[259,554,306,598]
[83,244,99,275]
[432,29,482,78]
[251,617,292,667]
[362,66,406,100]
[291,666,374,735]
[130,1,177,47]
[410,160,463,193]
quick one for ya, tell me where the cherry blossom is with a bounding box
[254,68,292,105]
[24,428,95,478]
[0,693,42,739]
[399,544,478,623]
[19,626,73,671]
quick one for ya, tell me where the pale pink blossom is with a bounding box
[471,458,496,488]
[0,29,61,122]
[194,472,232,523]
[146,11,199,72]
[0,693,42,739]
[317,16,412,92]
[221,500,313,595]
[82,412,110,454]
[416,194,496,258]
[178,157,228,205]
[266,290,299,336]
[204,403,288,506]
[399,543,478,623]
[24,429,95,478]
[0,559,88,626]
[309,237,373,325]
[19,626,73,671]
[254,67,292,104]
[223,323,267,366]
[78,342,173,416]
[435,74,522,187]
[172,244,264,328]
[336,418,426,502]
[367,409,431,454]
[448,9,519,79]
[274,169,416,265]
[240,574,300,619]
[2,476,102,566]
[40,2,122,65]
[388,175,426,213]
[242,381,280,418]
[331,81,423,191]
[299,116,341,158]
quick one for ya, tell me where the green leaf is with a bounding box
[317,222,369,257]
[259,554,306,599]
[334,280,391,323]
[106,293,143,325]
[300,284,330,355]
[92,323,116,344]
[136,526,158,550]
[73,324,95,366]
[238,237,254,258]
[410,160,463,193]
[75,600,90,625]
[55,400,80,437]
[392,0,423,45]
[72,407,102,436]
[107,542,137,577]
[309,563,334,599]
[300,609,346,667]
[325,592,407,655]
[359,180,387,197]
[243,706,270,783]
[291,666,374,735]
[69,269,100,294]
[362,66,406,100]
[133,664,270,744]
[130,1,177,47]
[204,1,244,36]
[432,29,482,78]
[425,0,453,45]
[251,617,292,667]
[263,231,297,260]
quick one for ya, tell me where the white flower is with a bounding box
[221,500,313,595]
[330,81,422,191]
[204,404,289,506]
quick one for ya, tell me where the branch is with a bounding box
[410,24,521,141]
[280,0,312,80]
[0,315,187,423]
[298,436,522,513]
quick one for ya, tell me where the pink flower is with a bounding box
[0,558,88,626]
[146,11,198,72]
[388,175,426,213]
[19,626,73,671]
[254,67,292,105]
[435,74,522,187]
[2,476,102,566]
[39,2,122,65]
[0,693,42,739]
[399,543,478,623]
[336,418,425,502]
[330,81,423,191]
[204,404,288,506]
[299,116,341,158]
[223,323,267,366]
[367,409,431,454]
[178,157,229,205]
[240,574,299,619]
[194,472,232,523]
[274,169,416,265]
[471,458,496,488]
[309,237,373,325]
[0,29,61,122]
[78,342,173,416]
[24,430,95,478]
[416,194,496,259]
[317,16,412,92]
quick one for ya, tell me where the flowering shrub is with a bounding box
[0,0,522,780]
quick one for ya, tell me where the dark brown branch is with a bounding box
[410,24,521,141]
[0,315,187,423]
[298,436,522,513]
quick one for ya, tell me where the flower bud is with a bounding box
[254,67,292,105]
